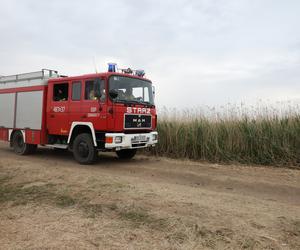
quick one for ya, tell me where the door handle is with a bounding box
[81,115,87,118]
[50,114,55,118]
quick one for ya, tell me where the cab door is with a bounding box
[81,78,107,131]
[47,82,70,135]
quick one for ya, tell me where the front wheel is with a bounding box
[72,133,97,164]
[116,149,137,159]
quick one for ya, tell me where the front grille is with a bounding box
[124,114,152,129]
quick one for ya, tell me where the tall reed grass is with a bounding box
[152,101,300,166]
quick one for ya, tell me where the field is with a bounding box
[153,104,300,166]
[0,142,299,249]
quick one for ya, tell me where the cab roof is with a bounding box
[48,72,151,83]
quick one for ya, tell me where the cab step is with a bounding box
[45,144,68,149]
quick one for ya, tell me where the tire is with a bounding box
[72,133,97,164]
[12,131,35,155]
[116,149,137,160]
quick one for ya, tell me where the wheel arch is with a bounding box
[67,122,97,147]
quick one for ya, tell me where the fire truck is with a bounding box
[0,64,158,164]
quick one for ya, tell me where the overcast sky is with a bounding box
[0,0,299,108]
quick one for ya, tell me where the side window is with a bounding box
[53,83,68,101]
[99,79,106,102]
[85,80,96,100]
[85,79,106,102]
[72,81,81,101]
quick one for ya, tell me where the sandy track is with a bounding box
[0,141,299,249]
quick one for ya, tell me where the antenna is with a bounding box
[93,57,98,73]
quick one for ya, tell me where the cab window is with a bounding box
[72,81,81,101]
[85,79,106,102]
[85,80,97,100]
[53,83,68,101]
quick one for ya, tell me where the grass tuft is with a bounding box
[0,179,76,208]
[81,203,103,218]
[55,194,76,207]
[119,207,167,229]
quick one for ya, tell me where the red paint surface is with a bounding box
[0,128,8,141]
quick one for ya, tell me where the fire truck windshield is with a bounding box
[109,76,154,105]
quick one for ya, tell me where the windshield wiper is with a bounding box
[139,101,152,105]
[114,99,152,106]
[114,99,140,104]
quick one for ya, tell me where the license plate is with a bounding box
[132,135,147,142]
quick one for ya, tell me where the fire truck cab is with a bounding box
[0,66,158,164]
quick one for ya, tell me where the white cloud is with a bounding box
[0,0,299,108]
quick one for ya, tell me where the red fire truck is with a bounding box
[0,65,158,164]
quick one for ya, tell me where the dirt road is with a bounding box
[0,141,299,249]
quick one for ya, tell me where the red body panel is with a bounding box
[0,85,46,94]
[0,128,9,141]
[0,72,157,146]
[25,130,41,144]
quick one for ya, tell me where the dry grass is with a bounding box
[0,173,167,230]
[0,151,299,249]
[151,103,300,167]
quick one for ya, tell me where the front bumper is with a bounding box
[105,131,158,150]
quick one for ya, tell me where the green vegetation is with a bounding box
[152,106,300,166]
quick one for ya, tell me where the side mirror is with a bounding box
[109,89,118,99]
[94,78,102,98]
[152,85,155,100]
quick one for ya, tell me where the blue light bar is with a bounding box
[108,63,117,72]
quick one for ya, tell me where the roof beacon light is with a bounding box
[122,68,133,74]
[135,70,145,77]
[108,63,117,72]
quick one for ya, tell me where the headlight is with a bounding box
[152,134,158,141]
[115,136,123,143]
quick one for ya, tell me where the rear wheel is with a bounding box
[12,131,36,155]
[116,149,137,159]
[72,133,97,164]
